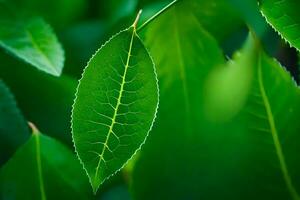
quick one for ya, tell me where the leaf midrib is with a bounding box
[93,28,136,185]
[257,53,300,200]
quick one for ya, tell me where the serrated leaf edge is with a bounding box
[71,27,159,194]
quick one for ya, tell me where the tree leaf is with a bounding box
[131,2,226,199]
[0,11,64,76]
[71,24,159,193]
[259,0,300,51]
[0,130,91,200]
[133,29,300,199]
[0,80,29,166]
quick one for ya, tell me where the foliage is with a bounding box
[1,0,300,199]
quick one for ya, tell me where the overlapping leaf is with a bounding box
[132,25,300,199]
[0,80,29,166]
[0,131,91,200]
[72,25,159,192]
[132,2,226,199]
[260,0,300,51]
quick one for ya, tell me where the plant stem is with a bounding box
[133,10,143,30]
[137,0,180,32]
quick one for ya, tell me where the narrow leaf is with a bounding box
[260,0,300,51]
[0,130,91,200]
[0,8,64,76]
[0,80,29,166]
[72,20,159,192]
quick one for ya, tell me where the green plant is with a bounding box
[1,0,300,199]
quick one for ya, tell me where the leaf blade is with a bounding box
[0,15,64,76]
[72,26,158,192]
[260,0,300,51]
[0,133,91,200]
[132,30,300,199]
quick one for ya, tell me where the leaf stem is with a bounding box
[28,121,40,135]
[133,10,143,30]
[137,0,179,32]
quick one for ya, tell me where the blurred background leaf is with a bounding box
[0,80,29,166]
[0,131,92,199]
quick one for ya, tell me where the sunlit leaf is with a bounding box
[0,7,64,76]
[260,0,300,51]
[72,24,159,193]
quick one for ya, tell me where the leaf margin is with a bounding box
[71,25,159,194]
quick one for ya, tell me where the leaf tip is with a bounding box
[91,177,101,195]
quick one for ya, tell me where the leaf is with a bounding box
[133,30,300,199]
[0,129,91,200]
[0,11,64,76]
[71,22,159,192]
[203,36,257,122]
[259,0,300,51]
[0,52,76,145]
[0,80,29,166]
[131,2,226,199]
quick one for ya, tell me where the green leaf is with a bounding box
[0,80,29,165]
[132,2,225,199]
[0,14,64,76]
[133,31,300,199]
[0,130,91,200]
[260,0,300,51]
[203,36,257,122]
[71,23,159,192]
